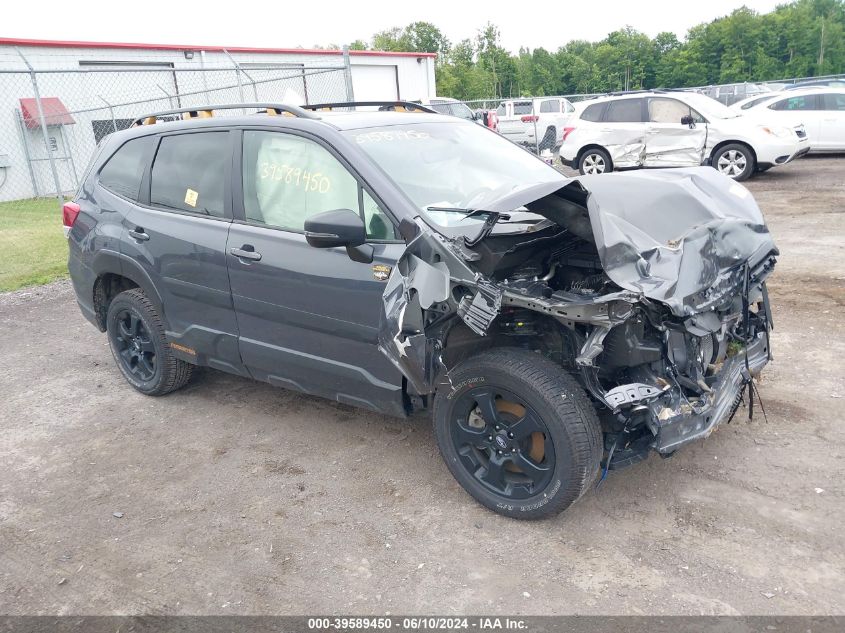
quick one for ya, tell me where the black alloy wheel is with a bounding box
[112,308,157,382]
[449,385,555,499]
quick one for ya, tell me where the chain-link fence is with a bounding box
[0,49,354,203]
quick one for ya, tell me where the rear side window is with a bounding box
[822,93,845,111]
[580,103,606,122]
[770,95,818,111]
[605,99,644,123]
[150,132,229,217]
[98,135,155,201]
[539,100,558,113]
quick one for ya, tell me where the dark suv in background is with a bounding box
[66,102,776,519]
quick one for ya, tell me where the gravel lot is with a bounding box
[1,157,843,616]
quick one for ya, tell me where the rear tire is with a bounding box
[712,143,755,181]
[578,148,612,175]
[433,348,602,519]
[106,288,194,396]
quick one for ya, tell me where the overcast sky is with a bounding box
[4,0,785,52]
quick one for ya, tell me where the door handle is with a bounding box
[128,227,149,241]
[229,246,262,262]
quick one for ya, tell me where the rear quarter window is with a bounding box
[98,135,156,201]
[580,103,606,122]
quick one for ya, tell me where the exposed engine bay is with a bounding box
[379,167,777,467]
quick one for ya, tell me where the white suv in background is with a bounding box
[496,97,575,150]
[742,88,845,152]
[559,91,809,181]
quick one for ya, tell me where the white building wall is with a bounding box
[0,42,436,201]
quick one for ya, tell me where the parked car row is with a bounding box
[424,86,843,181]
[558,90,812,181]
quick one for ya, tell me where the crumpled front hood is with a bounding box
[461,168,776,316]
[574,168,777,315]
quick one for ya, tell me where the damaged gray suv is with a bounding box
[66,102,776,519]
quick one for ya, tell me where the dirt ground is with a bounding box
[1,157,843,616]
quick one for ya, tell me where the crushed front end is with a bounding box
[379,167,777,466]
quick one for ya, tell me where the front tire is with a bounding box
[433,348,602,519]
[106,288,194,396]
[712,143,755,181]
[578,148,612,175]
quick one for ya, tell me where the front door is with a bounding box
[643,97,707,167]
[226,129,406,415]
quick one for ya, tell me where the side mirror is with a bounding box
[680,114,695,128]
[304,209,366,249]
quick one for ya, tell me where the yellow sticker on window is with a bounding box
[184,188,199,207]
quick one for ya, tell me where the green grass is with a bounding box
[0,197,69,292]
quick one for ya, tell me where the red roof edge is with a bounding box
[0,37,437,58]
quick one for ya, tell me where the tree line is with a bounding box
[338,0,844,99]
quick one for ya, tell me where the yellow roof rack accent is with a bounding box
[130,103,317,127]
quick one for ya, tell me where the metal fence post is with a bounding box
[342,45,355,102]
[17,49,64,205]
[224,49,246,106]
[99,96,118,133]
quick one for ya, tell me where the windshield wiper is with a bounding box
[425,206,512,246]
[464,210,511,246]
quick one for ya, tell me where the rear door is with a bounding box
[819,93,845,150]
[121,129,244,374]
[598,98,647,168]
[768,94,823,144]
[226,128,406,415]
[643,97,707,167]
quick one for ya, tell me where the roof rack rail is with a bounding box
[130,103,317,127]
[301,101,438,114]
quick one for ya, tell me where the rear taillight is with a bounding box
[520,115,539,123]
[62,201,81,237]
[562,127,576,142]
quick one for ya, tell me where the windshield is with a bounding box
[345,121,564,227]
[682,92,742,119]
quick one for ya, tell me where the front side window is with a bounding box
[243,130,393,239]
[150,132,229,217]
[648,98,691,124]
[98,135,156,201]
[605,98,643,123]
